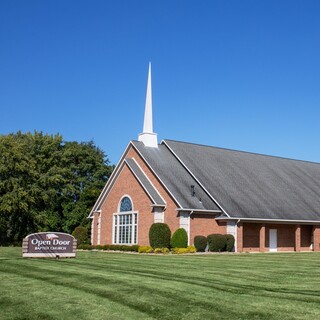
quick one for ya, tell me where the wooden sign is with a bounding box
[22,232,77,258]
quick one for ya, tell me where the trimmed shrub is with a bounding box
[162,247,170,254]
[77,244,140,252]
[225,234,235,252]
[171,246,196,254]
[138,246,153,253]
[194,235,207,252]
[78,244,91,250]
[187,246,197,253]
[154,248,163,254]
[149,223,171,249]
[207,234,226,252]
[72,226,88,246]
[131,245,140,252]
[170,228,188,248]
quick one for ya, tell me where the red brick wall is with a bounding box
[99,164,154,246]
[94,145,182,246]
[190,214,226,245]
[313,226,320,252]
[241,223,312,252]
[301,225,312,251]
[266,224,295,252]
[243,223,260,252]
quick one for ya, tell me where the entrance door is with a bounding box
[269,229,277,252]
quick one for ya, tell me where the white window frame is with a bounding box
[112,211,138,245]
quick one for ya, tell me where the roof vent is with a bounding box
[191,185,195,197]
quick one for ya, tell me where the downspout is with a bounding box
[235,219,241,253]
[188,211,193,246]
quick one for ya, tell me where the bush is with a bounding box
[154,248,163,254]
[72,226,89,246]
[225,234,235,252]
[170,228,188,248]
[77,244,92,250]
[207,234,226,252]
[171,246,196,254]
[78,244,140,252]
[130,245,140,252]
[149,223,171,249]
[138,246,153,253]
[194,235,207,252]
[162,248,170,254]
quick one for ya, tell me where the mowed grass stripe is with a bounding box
[1,248,320,319]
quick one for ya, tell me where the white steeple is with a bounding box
[138,62,158,148]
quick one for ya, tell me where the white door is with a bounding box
[269,229,277,252]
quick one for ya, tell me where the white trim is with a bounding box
[89,142,133,218]
[131,143,183,208]
[153,207,164,223]
[125,157,166,206]
[97,212,101,245]
[118,194,134,212]
[161,140,230,218]
[226,221,237,252]
[179,212,190,246]
[177,208,222,214]
[216,217,320,224]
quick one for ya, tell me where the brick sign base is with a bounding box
[22,232,77,258]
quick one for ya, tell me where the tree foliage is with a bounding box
[0,131,112,245]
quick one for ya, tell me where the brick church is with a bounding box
[89,65,320,252]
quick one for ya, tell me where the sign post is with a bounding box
[22,232,77,258]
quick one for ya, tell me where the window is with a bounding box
[113,197,137,244]
[120,197,132,212]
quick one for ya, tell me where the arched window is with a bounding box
[120,196,132,212]
[113,196,137,245]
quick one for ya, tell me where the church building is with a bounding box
[89,65,320,252]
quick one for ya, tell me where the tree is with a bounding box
[0,131,112,245]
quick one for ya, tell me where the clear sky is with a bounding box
[1,0,320,164]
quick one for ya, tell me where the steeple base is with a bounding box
[138,132,158,148]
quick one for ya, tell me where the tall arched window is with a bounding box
[113,196,137,245]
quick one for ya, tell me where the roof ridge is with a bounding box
[162,139,320,165]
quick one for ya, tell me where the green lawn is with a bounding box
[1,248,320,320]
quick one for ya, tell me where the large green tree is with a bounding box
[0,131,112,245]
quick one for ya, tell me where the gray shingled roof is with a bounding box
[164,140,320,221]
[125,158,166,206]
[131,141,221,212]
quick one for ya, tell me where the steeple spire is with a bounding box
[138,63,158,148]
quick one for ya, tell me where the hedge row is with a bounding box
[78,244,140,252]
[194,234,235,252]
[139,246,196,254]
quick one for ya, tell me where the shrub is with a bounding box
[138,246,153,253]
[187,246,197,253]
[149,223,171,249]
[77,244,91,250]
[154,248,163,254]
[72,226,88,246]
[207,234,226,252]
[131,245,140,252]
[171,246,196,254]
[162,248,170,254]
[77,243,140,252]
[170,228,188,248]
[225,234,235,252]
[194,235,207,252]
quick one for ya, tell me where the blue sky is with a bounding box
[1,1,320,164]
